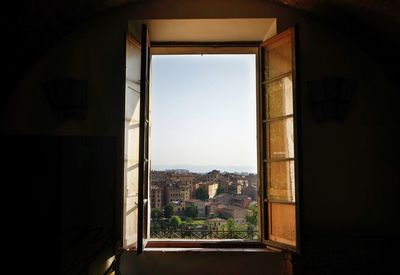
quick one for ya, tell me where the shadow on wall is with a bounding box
[1,135,116,274]
[307,77,357,122]
[42,78,88,122]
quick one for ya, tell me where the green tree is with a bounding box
[227,218,236,232]
[208,213,217,219]
[245,204,258,229]
[170,215,181,229]
[151,208,163,229]
[151,208,163,220]
[194,188,209,201]
[216,185,226,195]
[164,203,174,219]
[184,204,198,218]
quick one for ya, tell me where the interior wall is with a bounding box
[2,0,399,274]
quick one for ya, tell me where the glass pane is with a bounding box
[144,159,149,199]
[267,118,294,159]
[124,196,138,246]
[125,90,140,126]
[126,126,140,163]
[266,74,293,118]
[126,41,141,83]
[267,160,295,202]
[265,34,292,80]
[124,35,141,249]
[269,202,296,246]
[127,165,139,197]
[143,123,149,161]
[125,91,140,197]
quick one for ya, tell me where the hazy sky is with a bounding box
[150,54,257,173]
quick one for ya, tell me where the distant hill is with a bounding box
[151,164,256,174]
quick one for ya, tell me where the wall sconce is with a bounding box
[42,78,87,122]
[307,77,357,122]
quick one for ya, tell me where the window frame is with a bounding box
[260,27,301,253]
[122,26,301,254]
[147,44,264,250]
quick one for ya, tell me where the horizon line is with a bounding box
[151,168,257,174]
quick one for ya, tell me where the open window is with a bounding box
[260,27,300,252]
[122,33,140,250]
[122,25,150,254]
[122,21,300,253]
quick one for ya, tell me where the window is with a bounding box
[123,22,300,254]
[149,53,258,242]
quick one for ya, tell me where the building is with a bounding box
[185,199,206,218]
[170,173,194,185]
[206,182,219,199]
[208,218,227,231]
[150,186,163,209]
[213,193,232,205]
[177,185,190,202]
[242,185,257,201]
[205,170,220,181]
[166,186,181,204]
[247,173,258,187]
[205,202,218,217]
[151,170,167,183]
[228,180,244,195]
[194,182,219,199]
[216,177,230,191]
[171,201,185,215]
[190,182,200,196]
[237,179,248,188]
[220,206,250,225]
[166,183,190,204]
[165,169,189,174]
[231,194,252,209]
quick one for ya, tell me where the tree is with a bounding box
[151,208,163,220]
[208,213,217,219]
[194,188,209,201]
[164,203,174,219]
[170,215,181,229]
[151,208,163,229]
[184,204,198,218]
[216,185,226,195]
[245,204,258,229]
[227,218,236,232]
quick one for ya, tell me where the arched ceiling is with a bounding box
[274,0,400,92]
[3,0,400,109]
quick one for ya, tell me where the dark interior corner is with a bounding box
[1,0,399,274]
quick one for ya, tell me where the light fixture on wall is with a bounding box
[307,77,357,122]
[42,78,88,122]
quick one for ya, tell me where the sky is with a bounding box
[150,54,257,173]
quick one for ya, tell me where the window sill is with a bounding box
[144,247,280,253]
[144,240,282,253]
